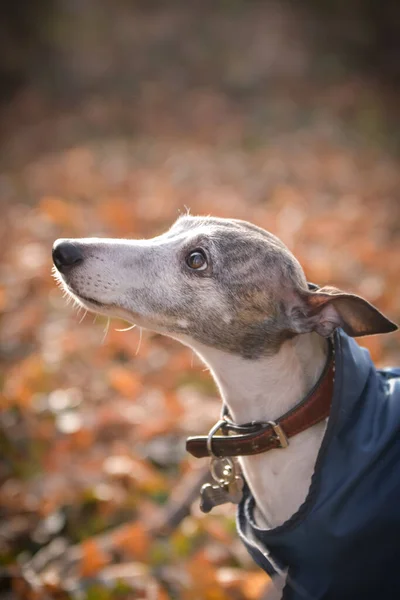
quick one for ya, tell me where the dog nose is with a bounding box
[52,240,83,272]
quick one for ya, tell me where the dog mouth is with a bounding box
[53,268,150,328]
[66,284,109,309]
[54,271,107,309]
[75,292,105,308]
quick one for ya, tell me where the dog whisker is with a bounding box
[102,317,111,344]
[115,323,137,332]
[71,297,82,314]
[79,310,88,324]
[135,327,143,355]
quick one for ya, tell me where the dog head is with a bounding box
[53,215,397,358]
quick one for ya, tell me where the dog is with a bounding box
[52,215,400,599]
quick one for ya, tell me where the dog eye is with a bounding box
[186,250,208,271]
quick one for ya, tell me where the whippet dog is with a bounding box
[52,216,399,599]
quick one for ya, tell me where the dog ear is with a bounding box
[290,286,398,338]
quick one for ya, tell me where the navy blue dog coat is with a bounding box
[237,329,400,599]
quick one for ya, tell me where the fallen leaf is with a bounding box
[80,539,112,577]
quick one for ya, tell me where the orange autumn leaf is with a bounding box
[187,550,218,587]
[155,587,170,600]
[202,519,232,545]
[3,353,46,407]
[80,539,111,577]
[40,196,74,226]
[99,197,137,234]
[108,366,143,398]
[139,418,176,442]
[241,571,272,600]
[216,567,245,593]
[360,336,383,363]
[69,427,95,450]
[186,551,229,600]
[128,456,167,492]
[164,392,185,419]
[112,522,151,560]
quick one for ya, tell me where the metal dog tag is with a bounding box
[200,457,244,513]
[200,482,231,513]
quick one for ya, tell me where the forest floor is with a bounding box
[0,2,399,599]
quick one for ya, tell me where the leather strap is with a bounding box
[186,343,335,459]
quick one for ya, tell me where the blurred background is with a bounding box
[0,1,399,599]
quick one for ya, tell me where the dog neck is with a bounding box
[189,332,329,527]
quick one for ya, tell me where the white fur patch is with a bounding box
[177,318,189,328]
[191,332,329,528]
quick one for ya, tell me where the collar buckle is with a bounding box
[268,421,289,448]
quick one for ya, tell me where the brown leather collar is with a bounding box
[186,341,335,459]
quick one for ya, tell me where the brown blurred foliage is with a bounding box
[0,2,399,599]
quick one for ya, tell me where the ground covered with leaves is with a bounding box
[0,2,399,599]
